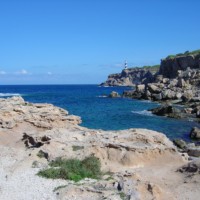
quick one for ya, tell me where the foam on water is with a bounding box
[132,110,153,116]
[97,95,107,98]
[0,93,21,97]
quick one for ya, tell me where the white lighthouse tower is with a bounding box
[124,60,128,69]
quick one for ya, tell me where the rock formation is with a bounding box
[115,50,200,126]
[108,91,121,98]
[159,54,200,78]
[0,97,200,199]
[100,67,158,87]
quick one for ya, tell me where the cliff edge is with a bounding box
[160,50,200,78]
[100,66,159,87]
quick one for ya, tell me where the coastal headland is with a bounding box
[103,50,200,126]
[0,96,200,200]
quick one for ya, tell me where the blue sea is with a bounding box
[0,84,199,141]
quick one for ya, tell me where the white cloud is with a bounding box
[47,72,53,75]
[0,71,6,75]
[21,69,28,74]
[16,69,29,75]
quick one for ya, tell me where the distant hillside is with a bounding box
[101,49,200,86]
[100,65,159,86]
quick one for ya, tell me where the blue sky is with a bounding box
[0,0,200,84]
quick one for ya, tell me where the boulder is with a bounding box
[197,109,200,118]
[162,78,169,84]
[161,89,176,100]
[155,75,163,83]
[175,92,182,99]
[187,147,200,157]
[152,93,162,101]
[177,78,186,88]
[173,139,187,149]
[182,90,194,102]
[148,84,161,94]
[168,79,178,88]
[150,105,173,116]
[109,91,120,98]
[190,127,200,139]
[122,90,135,98]
[184,108,193,114]
[136,84,145,93]
[150,105,182,119]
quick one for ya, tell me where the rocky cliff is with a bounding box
[100,66,158,86]
[160,52,200,78]
[101,50,200,87]
[122,50,200,100]
[121,50,200,125]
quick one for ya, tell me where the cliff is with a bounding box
[100,66,159,86]
[121,50,200,125]
[160,50,200,78]
[101,50,200,87]
[1,97,198,200]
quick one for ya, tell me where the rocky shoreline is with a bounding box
[0,96,200,199]
[103,51,200,137]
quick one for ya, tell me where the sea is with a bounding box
[0,84,199,141]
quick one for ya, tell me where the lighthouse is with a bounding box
[124,60,128,69]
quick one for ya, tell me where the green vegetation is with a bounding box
[37,156,101,182]
[119,192,126,200]
[129,64,160,74]
[141,65,160,73]
[165,55,176,59]
[72,145,84,151]
[165,49,200,60]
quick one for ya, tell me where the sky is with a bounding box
[0,0,200,84]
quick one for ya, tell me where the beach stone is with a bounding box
[190,127,200,139]
[177,78,186,88]
[182,90,194,102]
[109,91,120,98]
[168,79,178,88]
[187,147,200,157]
[148,84,161,94]
[155,75,163,83]
[161,89,176,100]
[152,93,162,101]
[173,139,187,149]
[175,92,182,99]
[136,84,145,93]
[162,78,169,84]
[150,105,181,118]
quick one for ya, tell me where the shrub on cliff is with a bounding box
[37,156,101,182]
[165,49,200,60]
